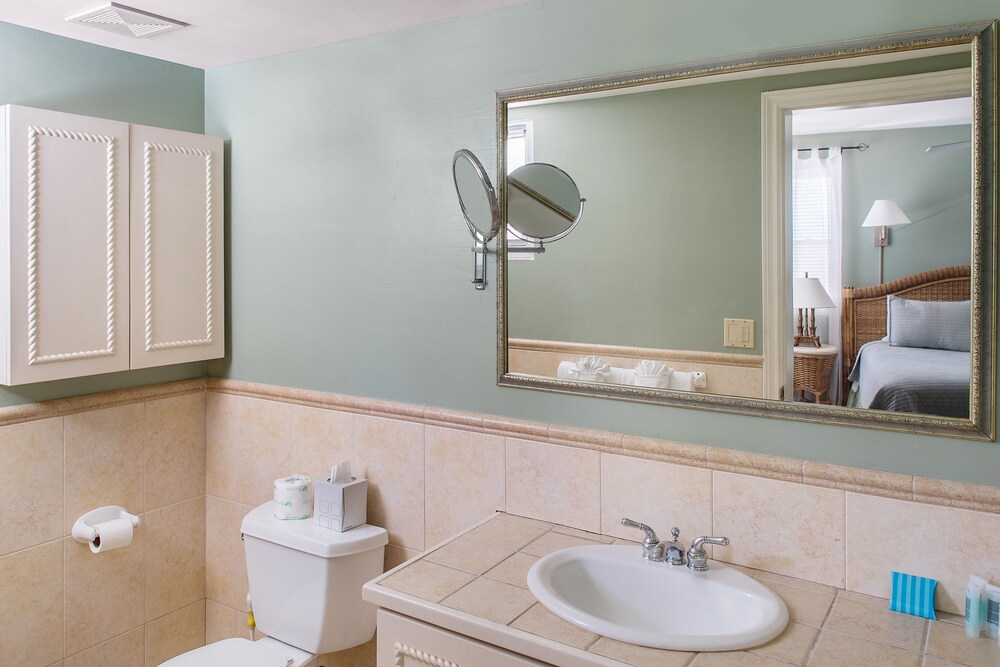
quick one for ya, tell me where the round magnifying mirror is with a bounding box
[507,163,584,243]
[453,149,501,243]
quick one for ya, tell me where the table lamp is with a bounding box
[793,273,835,347]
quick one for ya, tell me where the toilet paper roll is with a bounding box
[90,518,134,553]
[274,474,313,520]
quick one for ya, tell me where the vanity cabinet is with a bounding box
[377,610,548,667]
[0,105,223,384]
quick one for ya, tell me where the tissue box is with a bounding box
[314,477,367,532]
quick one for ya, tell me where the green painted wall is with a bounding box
[0,22,207,406]
[794,126,972,288]
[506,58,966,355]
[205,0,1000,486]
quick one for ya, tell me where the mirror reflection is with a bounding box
[498,25,992,437]
[507,163,584,243]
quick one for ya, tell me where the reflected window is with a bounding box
[507,121,533,174]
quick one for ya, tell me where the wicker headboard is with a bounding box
[840,265,971,401]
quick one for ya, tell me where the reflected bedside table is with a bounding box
[793,344,837,404]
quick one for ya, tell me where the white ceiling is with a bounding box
[793,97,972,135]
[0,0,527,69]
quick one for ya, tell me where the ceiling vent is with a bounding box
[66,2,187,39]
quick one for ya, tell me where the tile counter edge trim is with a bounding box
[206,378,1000,515]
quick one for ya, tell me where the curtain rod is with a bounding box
[796,142,869,154]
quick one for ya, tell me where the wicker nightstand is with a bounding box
[793,344,838,404]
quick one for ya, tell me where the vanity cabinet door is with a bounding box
[128,124,223,368]
[0,105,130,385]
[377,610,549,667]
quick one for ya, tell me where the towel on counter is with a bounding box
[668,370,706,391]
[632,360,672,389]
[564,355,611,383]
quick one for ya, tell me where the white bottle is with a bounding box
[985,583,1000,640]
[967,575,987,638]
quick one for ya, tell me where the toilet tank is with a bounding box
[241,502,388,654]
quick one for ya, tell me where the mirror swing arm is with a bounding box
[494,21,996,440]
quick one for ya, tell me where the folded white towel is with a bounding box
[633,360,672,389]
[556,361,576,380]
[608,367,635,385]
[668,370,707,391]
[566,355,611,383]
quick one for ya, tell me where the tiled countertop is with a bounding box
[362,513,1000,667]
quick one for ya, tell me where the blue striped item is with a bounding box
[889,571,938,619]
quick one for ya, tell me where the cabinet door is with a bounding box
[129,124,223,368]
[1,105,130,385]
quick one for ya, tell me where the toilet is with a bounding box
[161,501,388,667]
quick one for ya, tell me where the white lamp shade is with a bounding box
[794,276,836,309]
[861,199,912,228]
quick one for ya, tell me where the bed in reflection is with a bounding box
[841,266,970,418]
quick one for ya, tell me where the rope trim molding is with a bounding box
[142,141,215,352]
[393,642,463,667]
[26,125,118,365]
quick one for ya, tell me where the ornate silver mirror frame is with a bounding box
[495,21,996,440]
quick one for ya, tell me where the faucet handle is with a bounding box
[687,535,730,571]
[621,518,659,547]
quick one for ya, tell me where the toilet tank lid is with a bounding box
[158,638,291,667]
[241,502,388,558]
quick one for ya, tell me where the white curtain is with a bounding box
[792,148,843,403]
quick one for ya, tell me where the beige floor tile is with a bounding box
[922,657,974,667]
[64,627,144,667]
[837,589,889,607]
[379,560,475,603]
[589,637,693,667]
[463,516,548,551]
[0,418,63,556]
[145,393,206,510]
[499,514,554,530]
[144,601,206,667]
[601,453,713,543]
[205,601,241,644]
[354,414,425,551]
[926,618,1000,667]
[691,650,788,665]
[424,536,512,575]
[0,541,64,666]
[713,472,845,588]
[483,552,539,588]
[64,404,145,535]
[824,598,926,652]
[807,630,920,667]
[506,439,601,532]
[520,531,607,558]
[846,494,1000,615]
[509,603,598,649]
[441,577,535,625]
[934,610,965,626]
[766,582,835,627]
[145,497,206,621]
[206,392,240,501]
[65,528,144,655]
[748,621,817,665]
[424,427,505,547]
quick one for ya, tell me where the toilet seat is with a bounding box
[158,638,293,667]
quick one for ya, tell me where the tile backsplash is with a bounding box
[3,377,999,666]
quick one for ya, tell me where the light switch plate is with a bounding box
[724,318,755,348]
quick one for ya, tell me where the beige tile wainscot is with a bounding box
[362,513,1000,667]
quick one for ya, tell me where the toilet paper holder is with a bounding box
[72,505,141,545]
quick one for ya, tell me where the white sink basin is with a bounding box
[526,545,788,651]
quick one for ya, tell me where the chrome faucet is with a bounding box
[621,518,686,565]
[686,535,730,571]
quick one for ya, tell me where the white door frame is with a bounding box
[760,68,972,400]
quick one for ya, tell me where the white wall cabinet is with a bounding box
[0,105,223,385]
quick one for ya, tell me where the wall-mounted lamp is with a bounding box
[793,273,835,347]
[861,199,912,284]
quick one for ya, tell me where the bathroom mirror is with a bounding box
[453,149,500,289]
[508,163,585,243]
[496,22,996,439]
